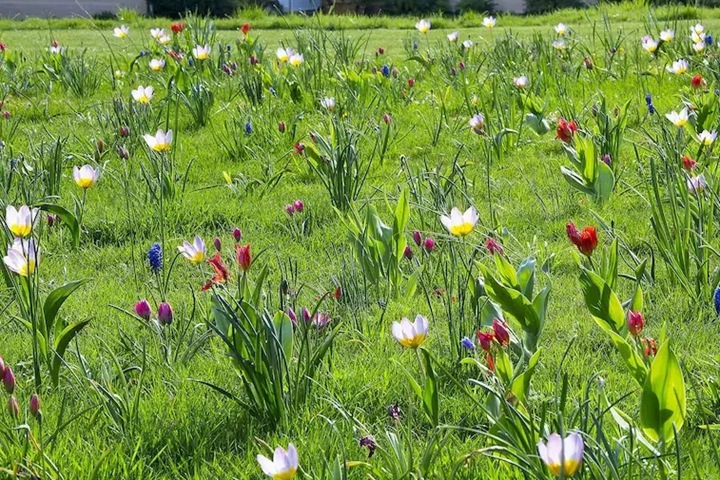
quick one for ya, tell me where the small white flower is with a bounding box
[441,206,479,236]
[693,41,706,53]
[257,444,299,479]
[688,174,707,194]
[660,29,674,42]
[552,39,565,50]
[697,130,717,146]
[537,433,584,477]
[641,36,658,53]
[192,45,211,60]
[665,108,689,127]
[691,31,706,44]
[276,47,294,62]
[3,238,39,277]
[692,23,705,36]
[113,25,129,38]
[320,97,335,111]
[143,129,173,152]
[469,114,485,134]
[131,85,154,104]
[416,19,431,34]
[447,31,459,43]
[462,39,474,49]
[288,53,304,66]
[178,236,206,265]
[483,16,496,29]
[392,315,429,348]
[73,165,100,189]
[158,34,172,45]
[555,23,568,36]
[666,59,689,74]
[5,205,39,238]
[513,75,528,88]
[149,59,165,72]
[150,28,165,40]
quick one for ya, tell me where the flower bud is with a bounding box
[407,78,415,87]
[382,113,393,125]
[284,204,295,216]
[423,237,435,253]
[8,395,18,418]
[134,299,152,321]
[293,200,304,212]
[232,227,242,242]
[412,230,422,246]
[492,318,510,346]
[29,394,40,418]
[119,126,130,137]
[403,245,413,259]
[626,311,645,336]
[3,365,15,394]
[477,330,495,352]
[278,121,286,133]
[158,302,173,326]
[117,146,130,160]
[236,244,252,271]
[212,237,222,252]
[485,238,504,255]
[287,308,297,324]
[460,336,475,350]
[301,306,311,323]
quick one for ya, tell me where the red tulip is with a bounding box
[477,330,495,352]
[171,22,185,34]
[241,23,251,35]
[642,337,657,357]
[3,365,15,394]
[566,222,598,257]
[485,238,504,255]
[627,311,645,336]
[29,394,40,418]
[692,75,706,89]
[682,155,697,171]
[236,244,252,272]
[492,318,510,346]
[556,118,578,143]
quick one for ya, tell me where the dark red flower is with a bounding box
[236,244,252,272]
[682,155,697,171]
[293,142,305,155]
[486,352,495,372]
[642,337,657,357]
[241,23,251,35]
[0,43,6,52]
[171,22,185,34]
[485,237,504,255]
[626,311,645,336]
[556,118,578,143]
[691,74,706,89]
[566,222,598,257]
[477,329,495,352]
[407,78,415,87]
[202,253,230,291]
[332,286,342,300]
[492,318,510,346]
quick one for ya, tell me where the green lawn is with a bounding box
[0,5,720,479]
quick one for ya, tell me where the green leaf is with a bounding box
[510,347,541,405]
[494,348,513,386]
[560,166,595,194]
[494,254,519,289]
[272,311,293,362]
[640,343,686,443]
[36,203,80,248]
[420,349,439,427]
[596,160,615,204]
[630,285,644,313]
[51,318,91,386]
[594,318,648,386]
[44,279,90,337]
[516,257,536,299]
[579,268,625,332]
[480,264,540,334]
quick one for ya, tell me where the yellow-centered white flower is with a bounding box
[288,53,304,66]
[441,206,479,236]
[131,85,154,104]
[693,41,705,53]
[150,28,165,40]
[114,25,129,38]
[149,59,165,72]
[665,108,689,127]
[3,238,39,277]
[555,23,568,36]
[698,130,717,146]
[447,31,459,42]
[5,205,38,238]
[73,165,100,189]
[660,29,674,42]
[143,129,173,152]
[392,314,429,348]
[483,16,496,28]
[257,443,299,480]
[320,97,335,111]
[276,47,295,62]
[192,45,211,60]
[514,75,528,88]
[552,39,565,50]
[537,433,584,478]
[666,59,689,74]
[178,236,206,265]
[416,19,431,34]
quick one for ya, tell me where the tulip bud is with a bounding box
[601,154,612,167]
[458,61,465,70]
[3,365,15,394]
[412,230,422,246]
[241,22,251,35]
[477,330,495,352]
[134,299,152,321]
[377,47,385,55]
[158,302,173,326]
[29,394,40,418]
[213,237,222,252]
[278,121,286,133]
[293,142,305,155]
[301,306,311,323]
[96,139,106,154]
[423,237,435,253]
[492,318,510,346]
[287,308,297,324]
[382,113,392,125]
[232,227,242,242]
[119,126,130,137]
[236,244,251,271]
[333,287,342,300]
[391,67,399,77]
[284,204,295,216]
[485,238,504,255]
[407,78,415,87]
[0,355,4,372]
[117,146,130,160]
[293,200,304,212]
[8,395,18,418]
[403,245,413,259]
[626,311,645,336]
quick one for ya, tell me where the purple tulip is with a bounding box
[232,227,242,242]
[412,230,422,246]
[134,299,152,321]
[8,396,18,418]
[423,237,436,253]
[213,237,222,252]
[403,245,413,259]
[293,200,304,212]
[3,366,15,394]
[158,302,173,326]
[29,394,40,418]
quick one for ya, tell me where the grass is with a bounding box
[0,4,719,479]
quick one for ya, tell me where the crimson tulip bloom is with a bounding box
[477,330,495,352]
[627,311,645,336]
[566,222,598,257]
[556,118,578,143]
[492,318,510,346]
[236,244,252,272]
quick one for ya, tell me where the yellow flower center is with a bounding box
[18,259,35,277]
[547,459,581,477]
[675,118,687,127]
[450,222,474,236]
[152,142,171,152]
[76,177,95,189]
[399,334,426,348]
[190,251,205,264]
[10,224,31,237]
[273,468,297,480]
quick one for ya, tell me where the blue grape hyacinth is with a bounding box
[147,242,163,272]
[461,336,475,350]
[714,287,720,315]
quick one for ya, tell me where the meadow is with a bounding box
[1,4,720,479]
